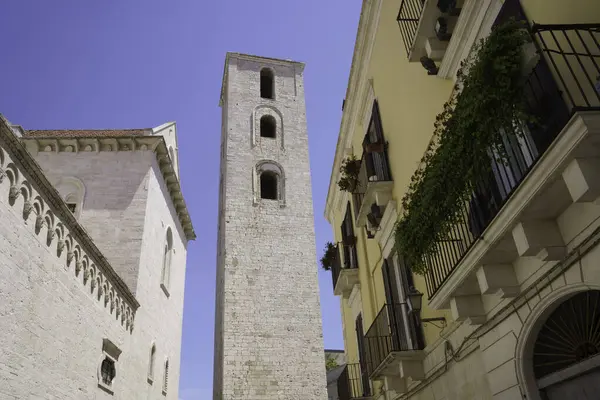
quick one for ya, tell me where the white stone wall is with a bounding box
[0,136,187,399]
[214,54,328,399]
[33,151,152,293]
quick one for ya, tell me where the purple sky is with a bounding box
[1,1,362,398]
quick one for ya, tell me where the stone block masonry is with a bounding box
[213,53,328,399]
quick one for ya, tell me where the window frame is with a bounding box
[97,338,121,395]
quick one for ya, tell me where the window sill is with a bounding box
[160,283,170,298]
[98,382,114,395]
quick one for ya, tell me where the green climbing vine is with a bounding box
[395,20,532,274]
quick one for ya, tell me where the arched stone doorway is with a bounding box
[528,290,600,399]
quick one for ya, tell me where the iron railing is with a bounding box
[331,241,359,293]
[363,303,425,378]
[397,0,425,56]
[352,149,393,223]
[330,244,343,292]
[337,363,371,399]
[423,23,600,298]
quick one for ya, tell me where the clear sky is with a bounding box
[1,1,362,398]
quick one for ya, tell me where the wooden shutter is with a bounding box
[355,314,371,396]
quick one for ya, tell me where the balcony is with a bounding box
[352,148,393,230]
[332,241,360,298]
[418,24,600,314]
[363,304,425,392]
[337,363,372,400]
[397,0,464,64]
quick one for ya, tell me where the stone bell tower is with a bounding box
[213,53,327,399]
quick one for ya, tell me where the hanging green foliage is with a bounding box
[337,155,361,192]
[394,20,531,274]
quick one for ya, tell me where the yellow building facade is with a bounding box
[324,0,600,399]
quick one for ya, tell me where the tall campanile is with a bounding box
[213,53,327,399]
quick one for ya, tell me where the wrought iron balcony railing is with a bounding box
[352,149,393,224]
[331,241,359,293]
[423,23,600,298]
[397,0,425,57]
[363,303,425,378]
[337,363,371,399]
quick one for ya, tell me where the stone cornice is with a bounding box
[324,0,382,224]
[0,115,139,330]
[21,135,196,241]
[219,52,306,107]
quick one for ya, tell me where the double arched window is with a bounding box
[161,228,173,295]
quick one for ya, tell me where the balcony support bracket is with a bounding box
[476,264,520,298]
[562,157,600,204]
[512,220,566,262]
[450,295,486,325]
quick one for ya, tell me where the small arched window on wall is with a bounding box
[148,343,156,383]
[253,161,285,207]
[162,359,169,395]
[161,228,173,296]
[55,177,85,219]
[260,115,276,139]
[260,68,274,99]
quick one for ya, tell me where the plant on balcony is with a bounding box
[325,355,339,371]
[337,155,361,192]
[320,241,337,271]
[394,20,531,273]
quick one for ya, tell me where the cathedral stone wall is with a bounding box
[214,53,328,399]
[0,121,188,400]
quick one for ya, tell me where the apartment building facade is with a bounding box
[324,0,600,399]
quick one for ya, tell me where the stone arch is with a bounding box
[260,67,275,100]
[54,176,86,218]
[252,105,284,148]
[516,283,600,400]
[5,163,19,186]
[253,160,285,207]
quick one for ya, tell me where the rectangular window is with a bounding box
[340,203,358,269]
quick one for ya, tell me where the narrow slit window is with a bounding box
[260,68,274,99]
[260,115,276,138]
[260,172,278,200]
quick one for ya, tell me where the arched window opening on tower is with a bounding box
[260,171,278,200]
[260,115,276,138]
[161,228,173,296]
[260,68,274,99]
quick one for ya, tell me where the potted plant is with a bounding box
[338,155,361,192]
[320,241,338,271]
